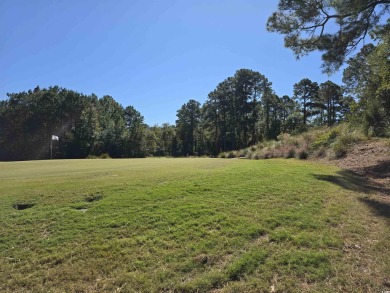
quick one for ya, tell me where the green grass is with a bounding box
[0,158,388,292]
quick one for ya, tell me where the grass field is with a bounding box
[0,158,388,292]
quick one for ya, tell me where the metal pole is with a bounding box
[50,139,53,159]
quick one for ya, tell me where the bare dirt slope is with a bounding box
[332,139,390,190]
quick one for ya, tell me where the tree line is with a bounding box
[1,62,386,161]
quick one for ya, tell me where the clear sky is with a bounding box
[0,0,344,125]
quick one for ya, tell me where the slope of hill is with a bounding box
[322,139,389,188]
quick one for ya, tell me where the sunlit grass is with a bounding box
[0,158,388,292]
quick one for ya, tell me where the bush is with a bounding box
[218,152,227,158]
[254,152,262,160]
[86,154,98,159]
[331,132,360,159]
[332,142,347,158]
[286,148,296,159]
[315,146,326,158]
[298,150,308,160]
[364,98,388,137]
[311,129,339,150]
[99,153,111,159]
[239,148,249,158]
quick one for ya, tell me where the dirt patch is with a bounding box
[332,140,389,180]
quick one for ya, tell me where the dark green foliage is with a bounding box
[0,86,88,160]
[267,0,390,73]
[343,24,390,137]
[0,86,146,160]
[293,78,319,126]
[364,98,388,137]
[201,69,299,155]
[176,100,201,156]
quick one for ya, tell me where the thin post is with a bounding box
[50,139,53,159]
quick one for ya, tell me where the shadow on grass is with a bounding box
[358,198,390,220]
[313,162,390,197]
[313,170,390,196]
[313,165,390,223]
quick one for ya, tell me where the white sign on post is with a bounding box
[52,135,59,141]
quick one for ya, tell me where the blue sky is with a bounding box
[1,0,344,125]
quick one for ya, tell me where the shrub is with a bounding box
[311,129,339,150]
[99,153,111,159]
[331,132,360,159]
[86,155,98,159]
[332,142,347,159]
[298,150,308,160]
[239,148,249,158]
[315,146,327,158]
[218,152,227,158]
[254,152,262,160]
[286,148,296,159]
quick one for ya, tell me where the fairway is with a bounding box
[0,158,388,292]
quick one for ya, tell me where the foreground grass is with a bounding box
[0,158,388,292]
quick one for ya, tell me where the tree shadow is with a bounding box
[358,198,390,220]
[356,159,390,179]
[313,161,390,223]
[313,170,390,196]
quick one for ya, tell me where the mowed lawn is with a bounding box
[0,158,388,292]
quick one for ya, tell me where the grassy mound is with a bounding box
[219,123,368,160]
